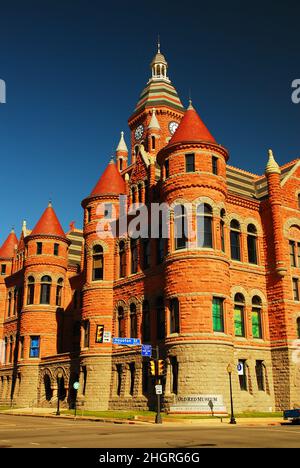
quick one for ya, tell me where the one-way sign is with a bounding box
[112,337,141,346]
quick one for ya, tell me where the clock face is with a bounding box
[169,121,179,135]
[135,124,144,141]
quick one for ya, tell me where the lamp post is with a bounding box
[226,364,236,424]
[56,371,63,416]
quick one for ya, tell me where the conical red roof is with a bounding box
[0,230,18,259]
[31,203,66,238]
[168,103,216,146]
[91,160,126,196]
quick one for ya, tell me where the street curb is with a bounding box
[0,412,151,425]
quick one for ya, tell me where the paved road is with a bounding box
[0,414,299,448]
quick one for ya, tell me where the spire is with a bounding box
[22,220,27,235]
[116,131,128,152]
[148,108,161,130]
[157,34,160,54]
[167,102,216,146]
[265,149,281,175]
[0,229,18,259]
[31,203,66,238]
[150,41,169,83]
[90,159,126,197]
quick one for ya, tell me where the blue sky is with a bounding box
[0,0,299,244]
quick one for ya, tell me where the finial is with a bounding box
[110,155,115,163]
[11,226,15,233]
[157,34,160,53]
[265,149,281,175]
[22,220,27,234]
[187,98,194,110]
[116,131,128,153]
[48,199,52,207]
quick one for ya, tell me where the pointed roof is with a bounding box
[31,202,66,238]
[265,149,281,175]
[0,229,18,259]
[168,101,216,146]
[90,159,126,197]
[148,108,161,130]
[116,131,128,153]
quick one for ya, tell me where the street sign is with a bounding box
[141,344,152,357]
[237,362,244,375]
[103,331,111,343]
[112,337,141,346]
[155,385,162,395]
[73,382,80,390]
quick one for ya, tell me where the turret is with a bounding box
[147,108,161,153]
[0,229,18,277]
[116,131,128,171]
[80,158,126,410]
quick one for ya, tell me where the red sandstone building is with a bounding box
[1,47,300,413]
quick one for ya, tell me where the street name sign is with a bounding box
[112,337,141,346]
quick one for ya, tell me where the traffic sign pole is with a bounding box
[155,345,162,424]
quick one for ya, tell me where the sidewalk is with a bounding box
[0,407,284,427]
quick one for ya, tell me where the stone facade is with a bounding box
[1,47,300,414]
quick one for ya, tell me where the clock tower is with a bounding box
[128,43,185,163]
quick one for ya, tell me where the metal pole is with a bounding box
[56,378,60,416]
[228,372,236,424]
[74,394,77,419]
[155,345,162,424]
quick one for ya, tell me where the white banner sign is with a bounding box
[169,394,227,415]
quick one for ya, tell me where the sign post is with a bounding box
[73,381,80,419]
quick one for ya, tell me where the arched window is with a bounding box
[252,296,263,339]
[142,300,150,342]
[130,239,138,274]
[247,224,258,264]
[230,220,241,261]
[170,298,180,334]
[151,135,156,151]
[56,278,63,307]
[130,303,137,338]
[297,317,300,339]
[156,297,165,340]
[40,275,52,304]
[92,245,104,281]
[234,293,245,337]
[27,276,35,305]
[197,203,213,248]
[117,306,125,338]
[174,205,188,250]
[119,241,126,278]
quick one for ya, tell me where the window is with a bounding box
[119,241,126,278]
[40,275,52,304]
[156,297,165,340]
[27,276,35,305]
[1,264,6,275]
[255,360,265,391]
[82,366,87,395]
[220,209,226,252]
[104,204,112,218]
[130,303,137,338]
[252,296,263,339]
[56,278,63,307]
[13,288,18,315]
[138,184,143,204]
[119,158,123,171]
[234,293,245,337]
[293,278,300,301]
[212,297,224,332]
[83,320,90,348]
[170,356,178,394]
[247,224,258,264]
[129,362,135,396]
[29,336,40,358]
[238,360,247,391]
[54,243,59,256]
[118,307,125,338]
[36,242,43,255]
[9,336,13,363]
[19,336,24,359]
[116,364,122,396]
[290,241,296,267]
[130,239,138,274]
[7,291,12,317]
[151,135,156,150]
[142,239,151,269]
[92,245,104,281]
[170,298,180,334]
[156,238,165,264]
[230,220,241,261]
[297,317,300,339]
[174,205,188,250]
[164,159,169,179]
[185,153,195,172]
[142,301,150,342]
[87,207,91,223]
[212,156,218,175]
[197,203,213,248]
[73,290,78,309]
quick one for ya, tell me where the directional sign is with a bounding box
[155,385,162,395]
[141,344,152,357]
[112,337,141,346]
